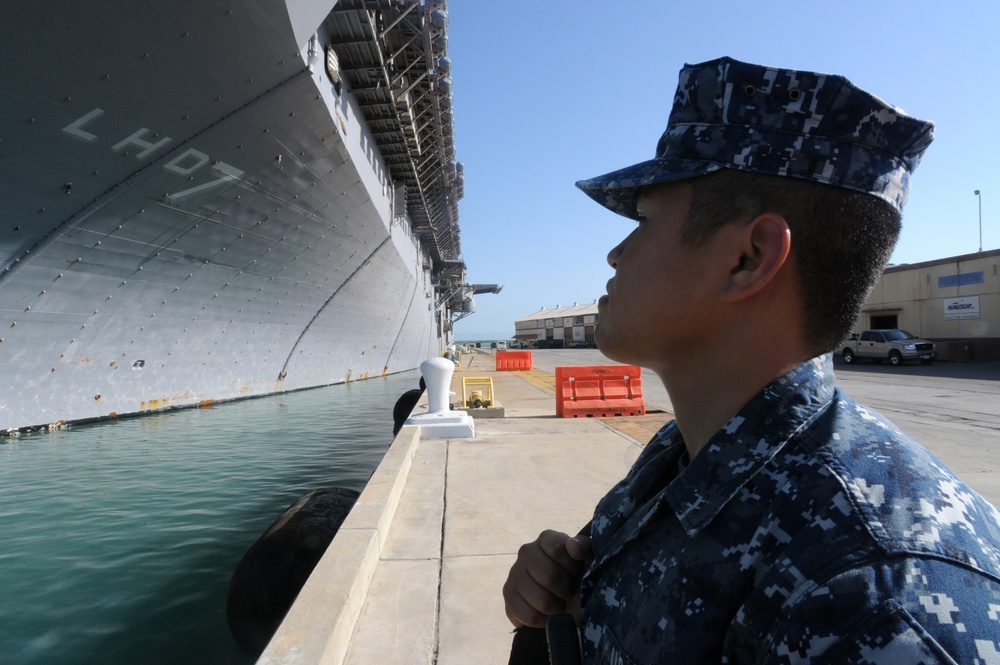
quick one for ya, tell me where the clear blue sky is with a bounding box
[447,1,999,340]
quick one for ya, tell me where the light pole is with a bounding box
[974,189,982,252]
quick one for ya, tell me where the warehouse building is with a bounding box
[514,302,599,348]
[852,248,1000,361]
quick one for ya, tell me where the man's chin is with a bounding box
[594,333,622,362]
[596,333,646,367]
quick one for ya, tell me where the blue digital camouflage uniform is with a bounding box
[580,354,1000,664]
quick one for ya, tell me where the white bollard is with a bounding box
[403,357,475,438]
[422,357,454,414]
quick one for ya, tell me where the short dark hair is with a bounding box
[683,170,902,351]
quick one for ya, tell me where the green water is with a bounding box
[0,371,421,664]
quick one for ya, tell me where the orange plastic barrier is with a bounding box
[555,365,645,418]
[496,350,533,371]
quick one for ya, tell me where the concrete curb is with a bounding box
[258,426,421,664]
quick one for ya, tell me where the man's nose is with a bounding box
[606,230,635,269]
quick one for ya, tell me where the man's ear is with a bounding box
[719,213,791,302]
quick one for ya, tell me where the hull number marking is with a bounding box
[62,108,245,201]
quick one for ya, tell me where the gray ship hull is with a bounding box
[1,0,466,432]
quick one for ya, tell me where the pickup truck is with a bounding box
[840,330,936,366]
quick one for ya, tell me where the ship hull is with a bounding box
[1,1,457,432]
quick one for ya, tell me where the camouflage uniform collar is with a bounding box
[666,354,837,535]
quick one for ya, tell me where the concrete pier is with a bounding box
[258,350,1000,664]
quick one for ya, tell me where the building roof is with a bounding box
[517,302,599,323]
[884,247,1000,274]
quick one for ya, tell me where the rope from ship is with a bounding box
[381,259,427,376]
[275,235,394,387]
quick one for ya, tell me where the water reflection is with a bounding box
[0,371,421,664]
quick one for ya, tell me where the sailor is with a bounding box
[503,56,1000,663]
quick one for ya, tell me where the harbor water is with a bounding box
[0,371,422,665]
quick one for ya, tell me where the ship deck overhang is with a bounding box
[322,0,463,283]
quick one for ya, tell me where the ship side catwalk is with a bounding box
[0,0,474,432]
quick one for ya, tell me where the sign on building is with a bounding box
[943,296,981,320]
[938,272,984,288]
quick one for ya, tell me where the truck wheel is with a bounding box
[842,349,855,364]
[889,350,902,366]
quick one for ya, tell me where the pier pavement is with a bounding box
[259,350,1000,664]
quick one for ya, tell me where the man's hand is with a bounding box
[503,530,594,628]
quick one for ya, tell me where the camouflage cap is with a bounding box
[576,56,934,219]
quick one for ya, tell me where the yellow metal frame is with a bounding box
[461,376,494,408]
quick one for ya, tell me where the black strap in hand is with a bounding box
[546,614,583,665]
